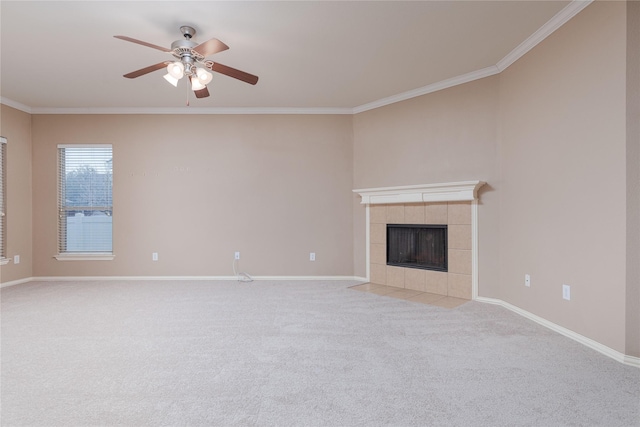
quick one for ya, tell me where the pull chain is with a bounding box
[185,78,190,107]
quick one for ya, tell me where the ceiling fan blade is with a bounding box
[192,38,229,57]
[123,62,170,79]
[210,62,259,85]
[194,86,210,99]
[114,35,171,53]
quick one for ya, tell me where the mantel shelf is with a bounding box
[353,181,485,205]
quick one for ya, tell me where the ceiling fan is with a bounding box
[114,26,258,99]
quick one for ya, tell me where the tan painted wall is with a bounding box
[626,0,640,358]
[352,2,634,355]
[0,105,33,283]
[31,114,354,277]
[352,77,501,295]
[498,2,628,352]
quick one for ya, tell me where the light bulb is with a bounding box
[166,62,184,79]
[163,73,179,87]
[196,68,213,85]
[191,78,205,91]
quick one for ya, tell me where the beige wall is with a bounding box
[626,0,640,358]
[498,1,628,353]
[352,76,501,295]
[352,2,635,355]
[31,114,354,277]
[0,105,33,283]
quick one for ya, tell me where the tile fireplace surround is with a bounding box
[354,181,485,300]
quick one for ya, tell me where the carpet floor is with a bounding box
[1,280,639,426]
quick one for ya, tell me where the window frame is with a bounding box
[55,144,114,261]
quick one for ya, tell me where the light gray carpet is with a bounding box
[1,280,639,426]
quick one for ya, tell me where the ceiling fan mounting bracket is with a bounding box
[180,26,196,39]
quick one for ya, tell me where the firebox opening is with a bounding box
[387,224,448,272]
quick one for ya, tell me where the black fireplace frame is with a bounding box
[386,224,448,272]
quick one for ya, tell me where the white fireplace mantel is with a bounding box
[353,180,485,205]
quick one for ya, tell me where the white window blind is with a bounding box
[58,145,113,254]
[0,136,6,260]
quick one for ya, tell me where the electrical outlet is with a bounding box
[14,255,20,264]
[235,252,240,260]
[525,274,531,287]
[562,284,571,300]
[310,252,316,261]
[152,252,158,261]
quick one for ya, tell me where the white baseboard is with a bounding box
[475,296,639,368]
[0,277,34,288]
[624,355,640,368]
[8,275,366,283]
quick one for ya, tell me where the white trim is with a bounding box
[497,0,593,72]
[352,66,500,114]
[624,355,640,368]
[29,107,354,116]
[29,275,365,282]
[471,200,479,300]
[353,181,486,205]
[0,257,9,266]
[475,296,639,369]
[0,136,7,144]
[54,254,115,261]
[1,277,34,288]
[0,97,31,114]
[57,144,113,149]
[365,205,371,282]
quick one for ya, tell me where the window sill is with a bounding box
[0,258,9,265]
[54,253,115,261]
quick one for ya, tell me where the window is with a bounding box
[0,136,6,263]
[57,145,113,260]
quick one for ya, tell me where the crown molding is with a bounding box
[0,97,32,114]
[497,0,593,71]
[27,106,354,115]
[1,0,592,116]
[352,66,500,114]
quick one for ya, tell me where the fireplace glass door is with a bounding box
[387,224,447,271]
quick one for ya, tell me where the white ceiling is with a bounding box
[0,1,584,113]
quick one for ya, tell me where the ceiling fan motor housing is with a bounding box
[170,38,203,75]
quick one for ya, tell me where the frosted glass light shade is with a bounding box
[196,68,213,85]
[191,78,206,91]
[166,62,184,79]
[163,73,179,87]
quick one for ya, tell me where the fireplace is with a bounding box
[387,224,448,272]
[353,181,486,299]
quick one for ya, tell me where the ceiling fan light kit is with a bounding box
[115,25,258,100]
[163,72,180,87]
